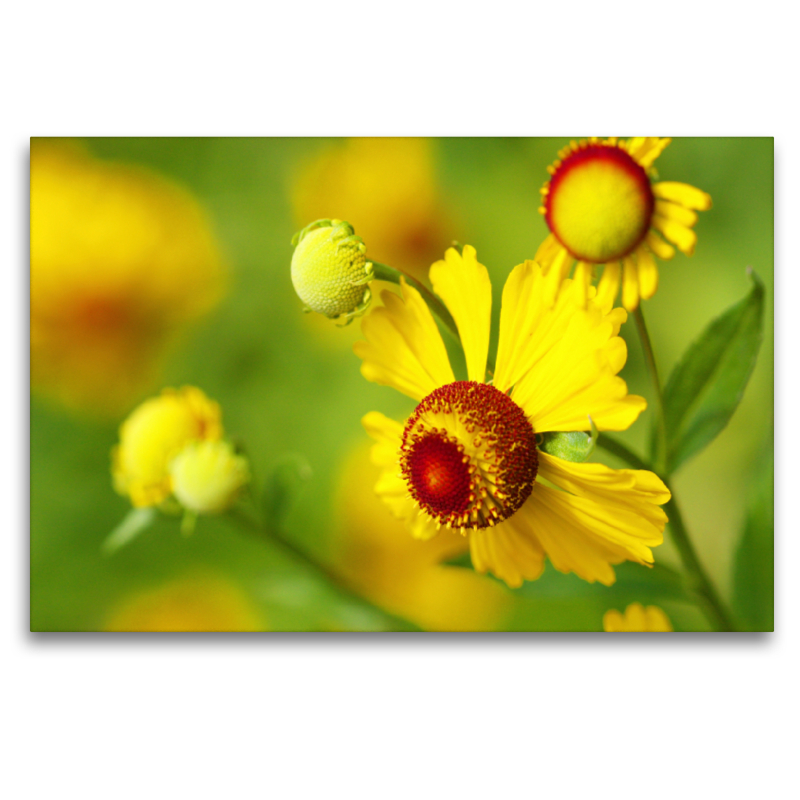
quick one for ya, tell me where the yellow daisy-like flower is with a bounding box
[537,137,712,311]
[112,386,222,508]
[30,140,226,416]
[603,602,673,632]
[355,245,670,588]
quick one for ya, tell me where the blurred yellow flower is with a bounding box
[537,137,712,311]
[112,386,222,508]
[356,246,670,588]
[603,602,673,632]
[170,440,249,514]
[332,443,512,632]
[105,573,265,632]
[30,140,226,415]
[291,137,452,282]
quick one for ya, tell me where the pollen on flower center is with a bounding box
[400,381,538,531]
[545,143,654,263]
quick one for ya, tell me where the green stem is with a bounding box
[662,494,738,632]
[633,306,668,474]
[227,507,421,632]
[371,261,459,342]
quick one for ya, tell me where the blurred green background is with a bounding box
[30,137,773,631]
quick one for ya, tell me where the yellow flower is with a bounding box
[291,137,451,282]
[30,140,226,415]
[536,138,712,311]
[355,245,670,588]
[290,219,374,323]
[112,386,222,508]
[105,573,265,631]
[332,443,512,631]
[603,602,673,632]
[170,440,249,514]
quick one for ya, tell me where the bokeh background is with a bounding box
[29,137,773,632]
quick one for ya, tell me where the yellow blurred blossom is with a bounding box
[291,137,453,282]
[105,573,265,632]
[603,602,673,632]
[332,443,512,632]
[169,440,249,514]
[30,140,226,415]
[112,386,222,508]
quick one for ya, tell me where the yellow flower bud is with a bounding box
[169,440,249,514]
[290,219,374,323]
[112,386,222,508]
[603,603,673,632]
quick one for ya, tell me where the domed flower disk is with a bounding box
[537,137,712,311]
[355,245,671,588]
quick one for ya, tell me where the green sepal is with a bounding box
[102,507,157,555]
[661,268,765,473]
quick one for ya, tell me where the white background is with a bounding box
[3,2,795,798]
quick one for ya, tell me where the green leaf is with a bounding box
[261,454,313,526]
[732,442,774,631]
[102,507,156,555]
[662,269,765,473]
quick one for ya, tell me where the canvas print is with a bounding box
[29,137,774,632]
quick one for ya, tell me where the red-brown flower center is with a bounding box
[400,381,538,531]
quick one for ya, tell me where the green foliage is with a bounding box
[732,443,774,631]
[661,269,765,473]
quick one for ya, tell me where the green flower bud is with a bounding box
[290,219,374,324]
[537,417,598,462]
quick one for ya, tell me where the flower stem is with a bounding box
[661,493,738,632]
[227,507,421,632]
[633,306,668,474]
[370,261,459,342]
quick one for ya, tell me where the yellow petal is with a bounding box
[634,247,658,300]
[495,261,576,392]
[652,215,698,256]
[469,510,546,588]
[602,609,625,631]
[630,137,671,169]
[429,245,491,383]
[573,261,593,308]
[653,181,712,211]
[534,233,561,269]
[522,487,624,585]
[644,605,673,631]
[538,451,669,536]
[509,295,646,432]
[645,230,675,261]
[362,411,404,468]
[622,256,640,311]
[655,199,698,228]
[354,279,454,401]
[595,263,620,314]
[543,246,572,306]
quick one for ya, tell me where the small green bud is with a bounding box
[290,219,374,324]
[537,417,598,462]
